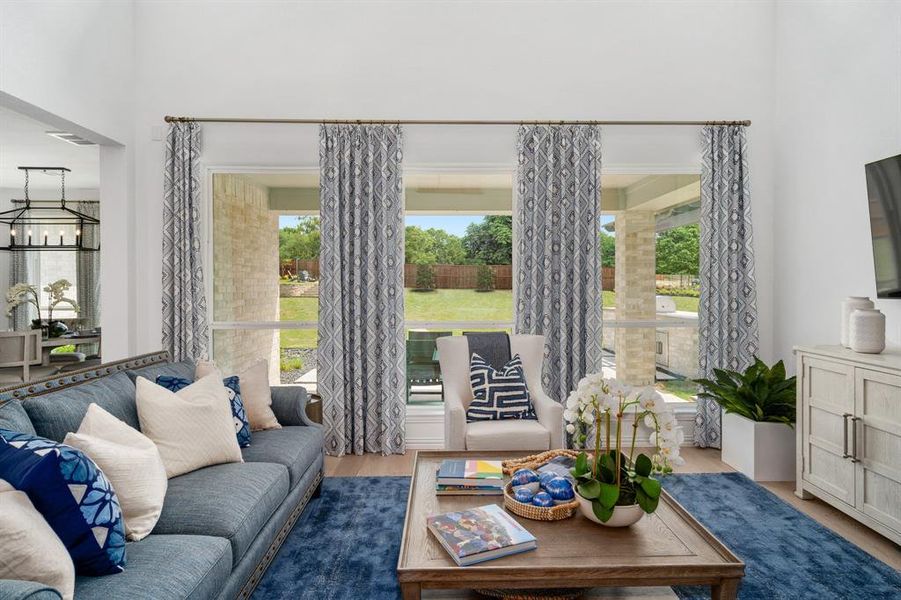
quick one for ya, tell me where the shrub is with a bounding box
[656,287,700,298]
[414,264,436,291]
[475,265,495,292]
[280,356,303,372]
[694,358,796,425]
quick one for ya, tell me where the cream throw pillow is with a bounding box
[0,479,75,600]
[64,403,167,541]
[135,375,243,478]
[196,359,281,431]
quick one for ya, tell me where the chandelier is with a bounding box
[0,167,99,252]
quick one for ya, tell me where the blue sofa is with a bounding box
[0,351,324,600]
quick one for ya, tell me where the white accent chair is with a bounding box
[436,334,564,451]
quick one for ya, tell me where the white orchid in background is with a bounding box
[5,283,40,319]
[43,279,78,323]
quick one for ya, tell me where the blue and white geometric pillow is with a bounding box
[466,353,537,422]
[156,375,252,447]
[0,429,126,575]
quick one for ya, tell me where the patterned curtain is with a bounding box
[696,125,759,448]
[514,125,603,404]
[9,252,36,331]
[162,122,209,361]
[75,201,100,330]
[318,124,406,456]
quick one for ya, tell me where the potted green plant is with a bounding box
[694,358,797,481]
[413,263,436,292]
[564,375,684,527]
[475,264,495,292]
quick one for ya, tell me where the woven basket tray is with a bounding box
[501,449,581,521]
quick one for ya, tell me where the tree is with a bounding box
[405,226,436,264]
[655,224,700,275]
[279,217,320,261]
[599,230,615,268]
[462,216,513,264]
[428,229,467,265]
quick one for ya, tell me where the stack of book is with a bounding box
[427,504,537,566]
[436,459,504,495]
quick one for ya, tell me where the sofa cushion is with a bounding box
[0,579,62,600]
[0,401,36,436]
[22,372,138,442]
[465,418,550,451]
[74,535,231,600]
[241,426,322,487]
[153,462,288,566]
[124,360,194,385]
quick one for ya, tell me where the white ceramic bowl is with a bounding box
[577,495,645,527]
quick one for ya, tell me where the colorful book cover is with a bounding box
[437,459,503,482]
[435,484,503,496]
[426,504,536,565]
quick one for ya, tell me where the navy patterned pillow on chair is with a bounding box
[466,353,537,422]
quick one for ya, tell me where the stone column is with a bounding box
[613,211,656,385]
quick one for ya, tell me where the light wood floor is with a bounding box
[325,447,901,570]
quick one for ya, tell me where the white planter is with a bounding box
[576,495,645,527]
[721,412,796,482]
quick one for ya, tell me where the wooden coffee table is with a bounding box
[397,451,744,600]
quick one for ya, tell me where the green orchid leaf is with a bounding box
[577,479,601,500]
[639,476,662,499]
[592,499,614,522]
[634,454,653,477]
[635,487,660,514]
[598,482,620,509]
[573,452,590,477]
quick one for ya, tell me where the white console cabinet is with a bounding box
[795,345,901,544]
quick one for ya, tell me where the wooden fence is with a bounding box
[279,262,682,293]
[280,259,512,289]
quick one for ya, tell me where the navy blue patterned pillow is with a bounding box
[0,429,126,575]
[156,375,252,448]
[466,353,537,422]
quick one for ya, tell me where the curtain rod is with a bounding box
[163,116,750,126]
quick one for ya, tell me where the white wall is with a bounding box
[773,1,901,363]
[0,0,137,359]
[133,0,778,359]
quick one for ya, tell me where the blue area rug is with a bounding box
[253,474,901,600]
[663,473,901,600]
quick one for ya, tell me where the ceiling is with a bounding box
[0,105,100,191]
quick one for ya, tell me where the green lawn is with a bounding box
[279,288,699,349]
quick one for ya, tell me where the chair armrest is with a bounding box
[269,385,320,428]
[444,389,467,450]
[0,580,62,600]
[532,389,564,449]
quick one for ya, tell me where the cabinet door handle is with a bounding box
[842,413,852,459]
[850,416,861,463]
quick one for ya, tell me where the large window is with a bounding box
[403,172,514,404]
[209,172,318,387]
[600,174,701,403]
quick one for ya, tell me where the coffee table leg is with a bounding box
[711,578,740,600]
[401,582,421,600]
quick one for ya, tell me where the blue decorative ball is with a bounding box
[531,491,554,507]
[538,471,557,490]
[544,476,575,504]
[511,469,540,494]
[513,488,534,504]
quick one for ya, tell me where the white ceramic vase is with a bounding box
[576,495,645,527]
[841,296,874,347]
[849,308,886,354]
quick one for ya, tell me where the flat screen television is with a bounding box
[866,153,901,298]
